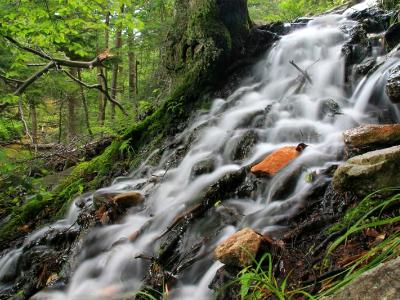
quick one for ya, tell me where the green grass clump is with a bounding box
[329,188,400,233]
[319,190,400,298]
[236,253,315,300]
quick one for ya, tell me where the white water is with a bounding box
[1,4,399,300]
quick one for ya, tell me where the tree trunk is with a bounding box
[165,0,251,84]
[77,69,93,137]
[98,11,110,125]
[67,69,78,142]
[128,30,138,112]
[29,99,38,144]
[110,6,124,120]
[58,98,63,143]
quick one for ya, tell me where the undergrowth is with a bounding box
[236,189,400,299]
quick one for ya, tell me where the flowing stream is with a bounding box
[1,2,399,300]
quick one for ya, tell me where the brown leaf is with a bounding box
[364,228,380,238]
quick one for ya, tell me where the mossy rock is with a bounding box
[333,145,400,197]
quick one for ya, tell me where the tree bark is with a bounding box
[29,99,38,144]
[110,6,124,120]
[98,11,110,125]
[165,0,251,83]
[67,69,78,142]
[128,30,138,112]
[77,69,93,137]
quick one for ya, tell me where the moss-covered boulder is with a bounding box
[333,145,400,196]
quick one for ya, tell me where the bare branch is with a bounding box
[0,73,24,86]
[27,63,48,67]
[3,35,111,69]
[15,61,56,95]
[290,60,313,84]
[63,69,128,116]
[18,97,35,146]
[98,70,128,116]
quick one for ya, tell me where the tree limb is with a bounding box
[3,35,111,69]
[63,69,128,116]
[290,60,313,84]
[14,61,56,95]
[0,73,24,86]
[98,69,128,116]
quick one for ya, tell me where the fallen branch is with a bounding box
[290,60,313,84]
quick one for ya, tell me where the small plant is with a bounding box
[237,252,315,300]
[317,189,400,298]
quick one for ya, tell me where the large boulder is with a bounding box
[333,145,400,196]
[386,66,400,103]
[214,228,264,267]
[323,256,400,300]
[251,143,307,176]
[343,124,400,151]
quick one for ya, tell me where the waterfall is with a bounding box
[1,2,398,300]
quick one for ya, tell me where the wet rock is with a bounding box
[93,191,144,225]
[19,246,64,298]
[245,27,279,58]
[258,22,288,36]
[342,24,369,81]
[385,66,400,103]
[251,143,307,176]
[214,228,264,267]
[333,145,400,196]
[209,265,241,300]
[236,175,259,198]
[355,57,376,77]
[343,124,400,155]
[349,7,392,33]
[112,191,144,209]
[317,98,342,120]
[291,17,312,29]
[190,158,216,178]
[230,130,258,161]
[323,256,400,300]
[385,22,400,51]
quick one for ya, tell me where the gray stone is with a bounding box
[323,256,400,300]
[386,66,400,103]
[191,158,216,178]
[333,145,400,196]
[230,130,258,161]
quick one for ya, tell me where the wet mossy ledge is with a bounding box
[0,0,253,248]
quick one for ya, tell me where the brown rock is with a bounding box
[344,124,400,149]
[214,228,264,267]
[112,191,144,209]
[251,143,307,176]
[46,273,59,286]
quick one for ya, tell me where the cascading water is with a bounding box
[1,3,399,300]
